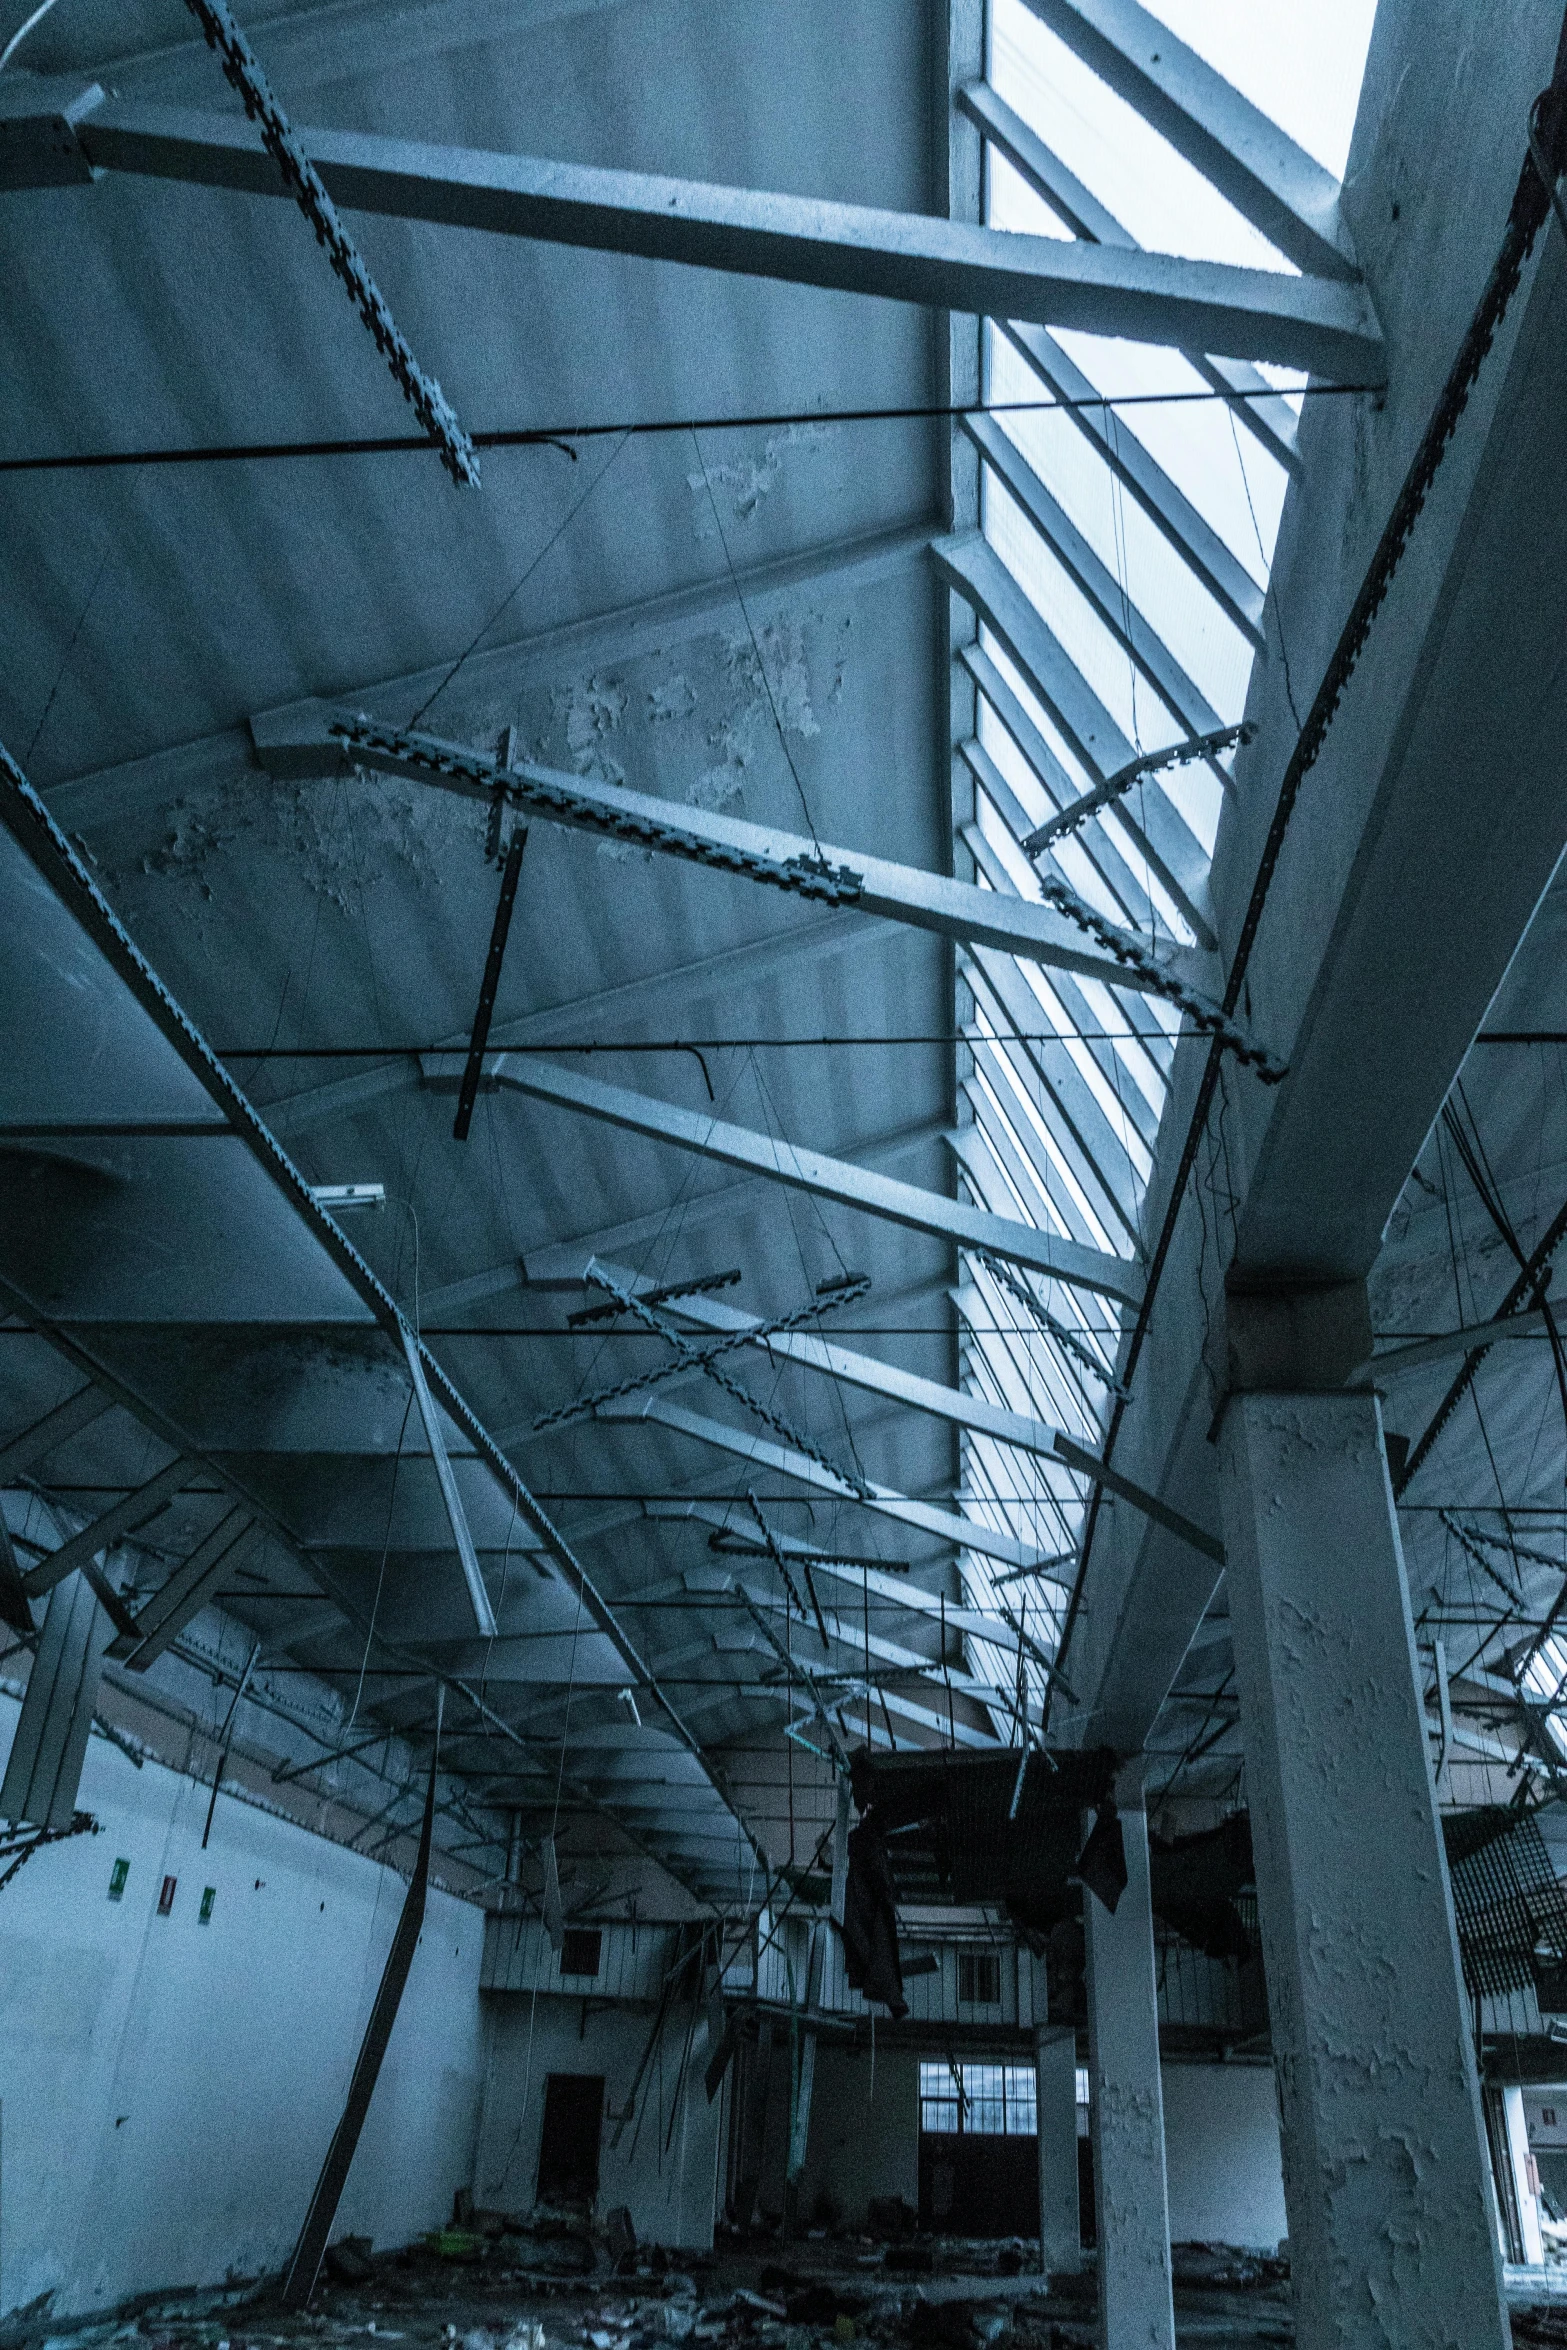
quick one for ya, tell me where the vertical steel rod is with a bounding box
[453,827,527,1142]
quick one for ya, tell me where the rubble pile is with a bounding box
[0,2216,1314,2350]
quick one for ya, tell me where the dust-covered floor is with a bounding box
[0,2223,1300,2350]
[22,2212,1567,2350]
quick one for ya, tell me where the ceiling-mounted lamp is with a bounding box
[309,1183,386,1214]
[617,1687,642,1728]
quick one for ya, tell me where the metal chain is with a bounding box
[1439,1511,1526,1606]
[1022,723,1253,857]
[181,0,479,488]
[530,1274,870,1432]
[1033,874,1286,1081]
[977,1251,1130,1402]
[745,1489,812,1631]
[333,718,866,906]
[578,1264,871,1497]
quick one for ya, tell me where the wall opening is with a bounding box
[560,1929,604,1981]
[536,2074,605,2203]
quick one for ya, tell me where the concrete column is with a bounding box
[1034,2023,1081,2275]
[1084,1801,1175,2350]
[1218,1389,1508,2350]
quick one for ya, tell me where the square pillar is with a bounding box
[1034,2023,1081,2274]
[1085,1800,1175,2350]
[1218,1389,1508,2349]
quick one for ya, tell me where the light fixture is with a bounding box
[309,1183,386,1214]
[617,1688,642,1727]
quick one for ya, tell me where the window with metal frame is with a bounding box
[957,1948,1003,2005]
[943,0,1378,1733]
[919,2059,1038,2135]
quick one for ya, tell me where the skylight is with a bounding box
[945,0,1380,1724]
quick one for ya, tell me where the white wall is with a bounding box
[1160,2064,1286,2250]
[0,1697,486,2322]
[799,2046,919,2229]
[474,1995,721,2251]
[803,2053,1283,2249]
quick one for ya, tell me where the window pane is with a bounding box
[920,2060,963,2136]
[1004,2065,1038,2135]
[964,2063,1006,2135]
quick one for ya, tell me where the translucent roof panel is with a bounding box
[948,0,1379,1703]
[1140,0,1377,176]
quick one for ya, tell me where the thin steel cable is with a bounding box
[0,384,1381,477]
[25,541,111,763]
[347,1387,416,1731]
[690,428,823,857]
[0,0,59,68]
[408,430,628,727]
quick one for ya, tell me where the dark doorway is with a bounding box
[918,2133,1039,2234]
[536,2073,604,2201]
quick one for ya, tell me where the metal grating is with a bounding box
[1443,1807,1567,1999]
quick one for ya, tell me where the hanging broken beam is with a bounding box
[454,823,527,1140]
[398,1322,497,1638]
[0,82,1384,378]
[0,1573,116,1830]
[282,1703,443,2304]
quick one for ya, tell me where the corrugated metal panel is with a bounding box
[481,1907,1062,2028]
[480,1915,674,2000]
[801,1928,1049,2023]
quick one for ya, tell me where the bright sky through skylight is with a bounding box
[1143,1,1379,179]
[951,0,1382,1719]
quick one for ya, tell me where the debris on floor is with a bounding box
[0,2223,1320,2350]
